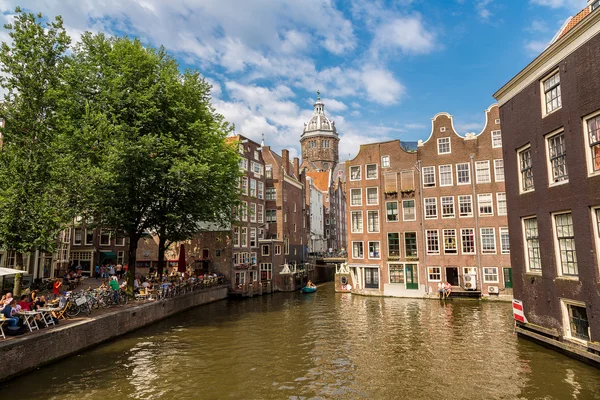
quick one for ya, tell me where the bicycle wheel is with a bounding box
[119,293,129,305]
[66,303,80,318]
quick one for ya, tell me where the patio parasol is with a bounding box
[0,267,27,276]
[178,244,186,273]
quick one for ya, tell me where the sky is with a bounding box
[0,0,588,160]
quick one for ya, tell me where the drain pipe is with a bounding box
[470,154,484,293]
[417,160,427,295]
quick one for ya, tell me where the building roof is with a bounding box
[555,7,591,42]
[301,92,338,139]
[306,171,330,192]
[263,146,299,180]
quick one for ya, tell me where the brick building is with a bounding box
[494,0,600,362]
[344,106,511,298]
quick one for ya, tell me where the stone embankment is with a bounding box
[0,285,228,382]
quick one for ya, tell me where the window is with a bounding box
[547,131,568,183]
[388,233,400,257]
[496,193,507,216]
[381,156,390,168]
[483,267,499,283]
[404,232,418,257]
[495,118,501,124]
[285,238,289,255]
[478,194,493,216]
[475,161,491,183]
[241,201,248,221]
[428,267,441,282]
[239,158,248,170]
[368,241,380,259]
[250,179,257,197]
[350,166,361,180]
[260,263,273,280]
[250,203,257,222]
[233,227,240,247]
[443,229,457,254]
[402,200,416,221]
[500,227,510,254]
[350,188,362,206]
[250,228,257,247]
[275,245,281,255]
[99,230,110,246]
[252,162,261,175]
[386,201,399,222]
[257,182,264,199]
[240,227,248,247]
[441,196,455,218]
[543,70,561,115]
[438,137,451,154]
[351,211,363,233]
[241,177,248,194]
[423,166,435,187]
[115,232,126,246]
[425,198,437,219]
[480,228,496,254]
[456,163,471,185]
[584,112,600,174]
[366,187,378,205]
[265,165,272,179]
[389,265,405,283]
[554,212,577,276]
[367,211,379,233]
[458,195,473,217]
[523,217,541,272]
[85,230,94,246]
[593,0,600,11]
[461,228,475,254]
[257,204,264,223]
[73,228,82,245]
[491,130,502,148]
[519,145,534,192]
[595,208,600,266]
[352,241,364,258]
[266,209,277,222]
[426,230,440,255]
[494,159,504,182]
[563,302,590,341]
[261,245,269,256]
[265,187,276,201]
[366,164,378,179]
[439,164,453,186]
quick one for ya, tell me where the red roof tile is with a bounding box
[306,171,329,192]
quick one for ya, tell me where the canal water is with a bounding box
[2,282,599,399]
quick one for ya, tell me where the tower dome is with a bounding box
[301,91,338,138]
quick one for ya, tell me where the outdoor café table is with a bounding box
[18,310,41,332]
[0,317,6,339]
[37,308,57,328]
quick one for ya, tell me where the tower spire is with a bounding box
[317,89,320,101]
[261,133,265,148]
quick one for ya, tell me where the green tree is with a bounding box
[0,8,72,295]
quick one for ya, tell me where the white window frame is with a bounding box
[456,163,471,185]
[386,201,399,222]
[478,193,494,216]
[494,159,504,182]
[352,241,364,259]
[460,228,476,255]
[522,216,542,273]
[381,155,390,168]
[441,196,455,219]
[427,267,442,282]
[475,160,491,184]
[480,227,496,254]
[545,128,568,186]
[426,229,440,255]
[458,195,473,218]
[402,200,416,221]
[560,299,590,343]
[583,110,600,177]
[496,192,507,216]
[500,227,510,254]
[552,211,578,277]
[367,210,380,233]
[541,68,561,117]
[424,197,438,220]
[491,130,502,148]
[368,241,381,259]
[365,164,378,180]
[351,211,363,234]
[366,187,379,206]
[443,229,458,255]
[592,207,600,276]
[350,188,362,206]
[404,232,418,258]
[437,137,451,154]
[439,164,453,187]
[250,203,257,223]
[483,267,499,283]
[422,166,436,188]
[349,165,361,181]
[518,144,534,194]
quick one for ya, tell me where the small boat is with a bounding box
[301,286,317,293]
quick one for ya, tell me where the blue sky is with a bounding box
[1,0,587,159]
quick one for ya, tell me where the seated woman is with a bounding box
[437,282,446,298]
[17,295,32,311]
[444,282,452,298]
[1,300,20,327]
[307,280,316,288]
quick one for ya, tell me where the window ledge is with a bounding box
[519,189,535,195]
[548,180,569,188]
[587,170,600,178]
[543,107,562,118]
[555,276,579,282]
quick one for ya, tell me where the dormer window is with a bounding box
[437,137,451,154]
[592,0,599,11]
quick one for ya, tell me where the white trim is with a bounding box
[517,143,534,194]
[283,175,303,190]
[552,210,578,278]
[491,130,502,148]
[477,193,494,217]
[456,162,471,185]
[441,195,455,219]
[424,197,438,219]
[422,166,436,188]
[592,207,600,277]
[483,267,499,283]
[381,155,390,168]
[499,227,510,254]
[350,211,363,234]
[385,200,400,222]
[521,215,541,274]
[403,231,418,258]
[426,229,440,255]
[427,266,442,282]
[439,164,453,187]
[402,199,417,221]
[349,165,362,181]
[365,164,378,180]
[480,227,497,254]
[582,109,600,177]
[560,299,590,344]
[544,127,568,187]
[367,210,380,233]
[540,68,562,117]
[493,159,505,182]
[437,137,451,154]
[496,192,507,216]
[366,186,379,206]
[458,195,473,218]
[367,240,381,260]
[460,228,476,255]
[350,188,362,207]
[475,160,491,184]
[442,228,458,255]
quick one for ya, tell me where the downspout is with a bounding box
[470,154,484,292]
[417,159,427,295]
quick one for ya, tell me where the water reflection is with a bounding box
[2,283,599,399]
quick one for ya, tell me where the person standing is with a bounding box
[53,278,62,299]
[109,276,120,305]
[94,264,100,278]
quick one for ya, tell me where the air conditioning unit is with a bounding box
[488,286,499,294]
[463,274,477,290]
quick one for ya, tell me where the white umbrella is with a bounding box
[0,267,28,276]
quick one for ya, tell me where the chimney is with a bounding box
[282,149,290,175]
[293,157,300,178]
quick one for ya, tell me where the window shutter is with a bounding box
[384,172,397,193]
[401,170,414,191]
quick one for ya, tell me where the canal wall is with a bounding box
[0,285,228,382]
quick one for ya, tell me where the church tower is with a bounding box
[300,92,339,172]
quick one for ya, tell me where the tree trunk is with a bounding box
[13,252,24,297]
[126,234,140,297]
[157,231,166,278]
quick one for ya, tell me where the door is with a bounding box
[446,267,459,286]
[405,264,418,289]
[503,268,513,289]
[80,261,92,276]
[364,268,379,289]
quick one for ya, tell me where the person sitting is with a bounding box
[1,299,20,327]
[2,292,13,307]
[17,295,32,311]
[444,281,452,298]
[33,296,46,310]
[437,282,446,298]
[307,280,316,288]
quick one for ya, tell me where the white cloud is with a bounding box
[361,66,405,105]
[371,15,436,56]
[404,123,426,130]
[524,40,549,56]
[476,0,494,21]
[529,0,584,9]
[526,20,550,33]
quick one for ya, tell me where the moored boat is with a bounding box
[301,286,317,293]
